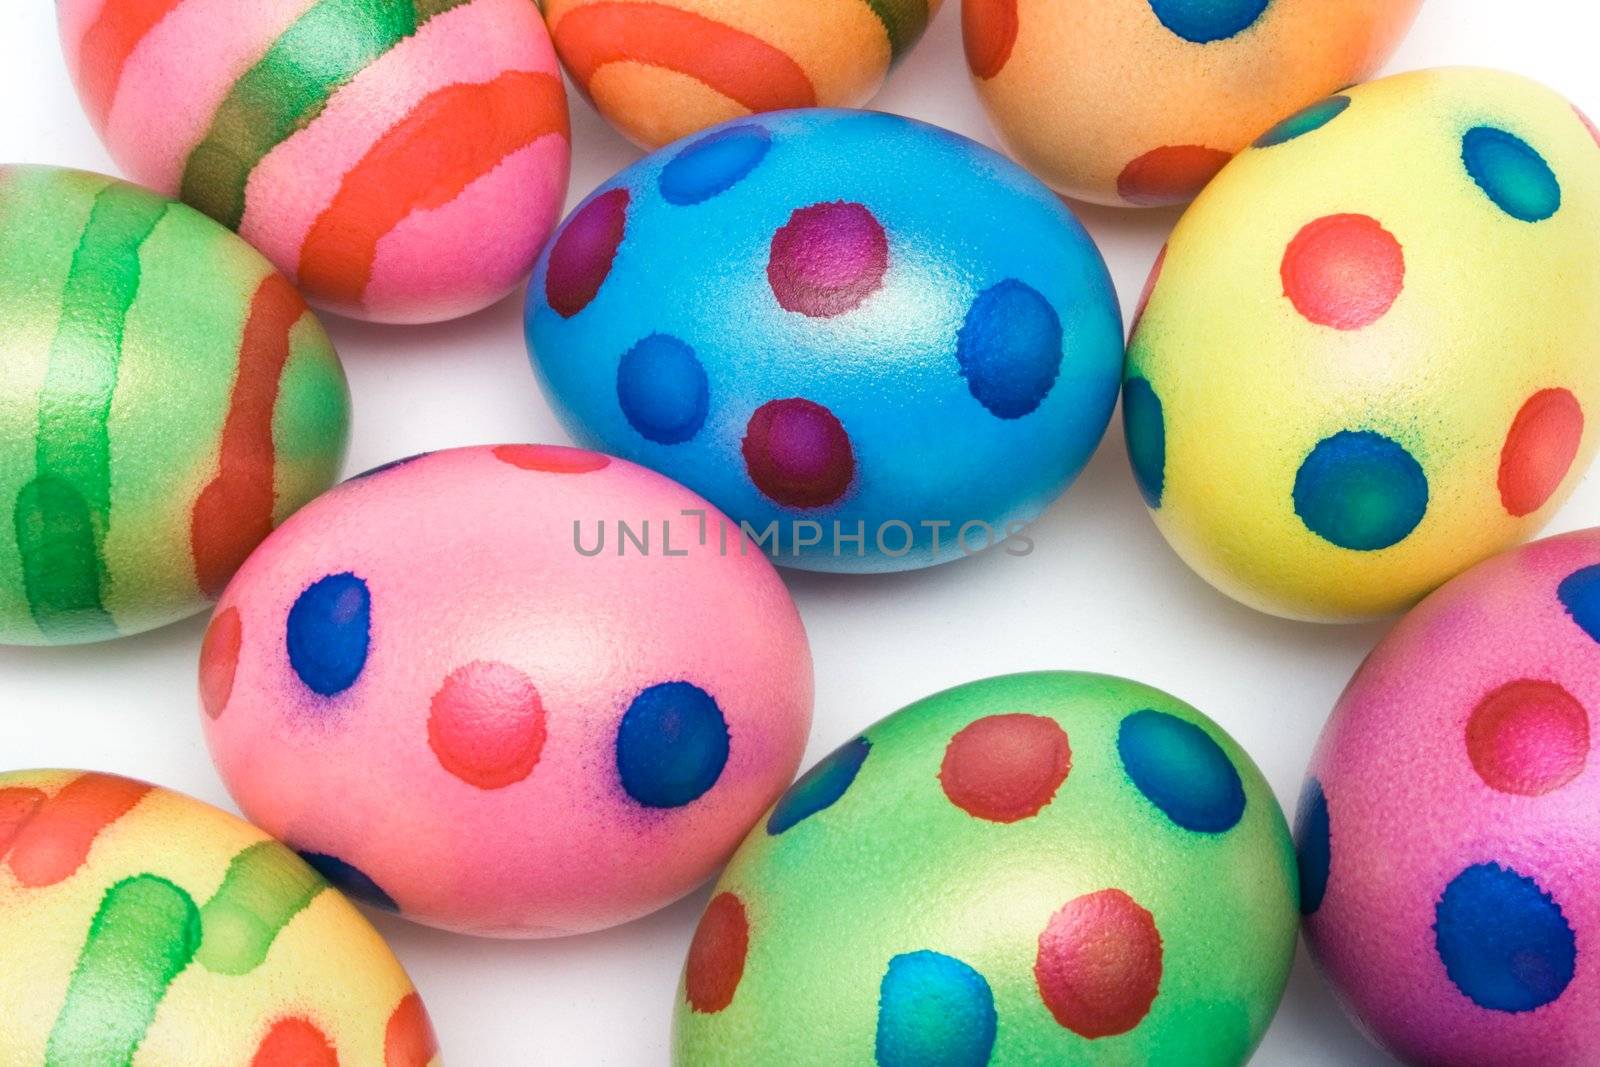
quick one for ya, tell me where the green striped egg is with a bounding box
[0,166,349,646]
[674,672,1298,1066]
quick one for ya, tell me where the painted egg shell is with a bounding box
[1300,529,1600,1066]
[200,444,813,937]
[0,769,440,1065]
[57,0,571,324]
[545,0,941,149]
[526,109,1124,573]
[0,165,348,647]
[673,672,1298,1065]
[1125,68,1600,622]
[962,0,1422,207]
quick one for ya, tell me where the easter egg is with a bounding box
[200,444,812,937]
[0,769,440,1065]
[962,0,1422,207]
[1299,528,1600,1066]
[0,165,348,647]
[57,0,571,324]
[673,672,1298,1065]
[525,109,1124,572]
[544,0,941,149]
[1125,68,1600,622]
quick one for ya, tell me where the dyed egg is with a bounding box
[545,0,940,149]
[1125,68,1600,622]
[200,444,812,937]
[0,769,440,1065]
[674,672,1298,1065]
[0,165,348,647]
[526,110,1124,572]
[1300,529,1600,1065]
[962,0,1422,207]
[57,0,571,324]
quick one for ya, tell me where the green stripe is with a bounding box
[864,0,932,60]
[15,182,167,639]
[179,0,474,229]
[45,875,202,1067]
[196,841,326,976]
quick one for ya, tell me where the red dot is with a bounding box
[384,993,439,1067]
[1498,388,1584,517]
[1035,888,1163,1039]
[1467,679,1589,796]
[545,187,629,318]
[1116,146,1232,207]
[741,398,855,508]
[1577,106,1600,150]
[1280,213,1405,330]
[251,1018,338,1067]
[685,891,750,1013]
[199,606,242,721]
[1130,244,1167,337]
[492,444,611,473]
[428,661,547,790]
[939,714,1072,823]
[963,0,1019,79]
[767,201,888,318]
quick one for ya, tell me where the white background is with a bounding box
[3,2,1598,1064]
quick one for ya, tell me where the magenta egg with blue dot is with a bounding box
[527,109,1123,572]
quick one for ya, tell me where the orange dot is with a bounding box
[939,713,1071,823]
[1131,244,1167,336]
[1116,146,1231,207]
[685,891,750,1013]
[385,993,439,1067]
[251,1018,338,1067]
[428,661,547,790]
[492,444,610,473]
[1281,214,1405,330]
[199,606,242,720]
[1498,388,1584,517]
[963,0,1019,80]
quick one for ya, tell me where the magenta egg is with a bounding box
[1300,528,1600,1065]
[198,444,813,937]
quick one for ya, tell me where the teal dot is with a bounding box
[1462,126,1561,222]
[1254,95,1350,148]
[1293,430,1428,551]
[1123,376,1166,508]
[875,951,997,1067]
[1117,709,1245,833]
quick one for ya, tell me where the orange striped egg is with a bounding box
[545,0,942,148]
[58,0,572,324]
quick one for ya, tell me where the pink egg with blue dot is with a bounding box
[197,445,813,937]
[525,109,1124,572]
[1301,528,1600,1064]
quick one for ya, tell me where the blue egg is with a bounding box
[527,110,1123,572]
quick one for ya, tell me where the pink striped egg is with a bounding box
[58,0,572,324]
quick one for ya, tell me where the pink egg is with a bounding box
[1300,528,1600,1066]
[198,445,813,938]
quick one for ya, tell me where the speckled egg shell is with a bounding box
[545,0,941,149]
[673,672,1298,1065]
[525,109,1124,573]
[0,769,440,1066]
[57,0,571,324]
[0,165,348,647]
[962,0,1422,207]
[1300,529,1600,1066]
[1125,68,1600,622]
[200,444,813,937]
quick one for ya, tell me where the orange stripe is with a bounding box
[75,0,189,131]
[190,274,305,598]
[0,787,46,856]
[297,70,569,309]
[552,3,816,113]
[6,772,150,887]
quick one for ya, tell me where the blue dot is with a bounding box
[1557,564,1600,645]
[1255,95,1351,148]
[347,452,429,481]
[1123,376,1166,508]
[297,851,398,912]
[1147,0,1270,43]
[956,279,1063,419]
[1462,126,1561,222]
[659,124,772,206]
[1293,430,1429,551]
[616,681,729,808]
[286,573,370,696]
[1295,778,1331,915]
[616,334,709,445]
[875,950,997,1067]
[767,736,870,835]
[1117,708,1245,833]
[1434,862,1575,1012]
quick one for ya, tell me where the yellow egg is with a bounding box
[1124,68,1600,621]
[0,770,441,1065]
[962,0,1422,206]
